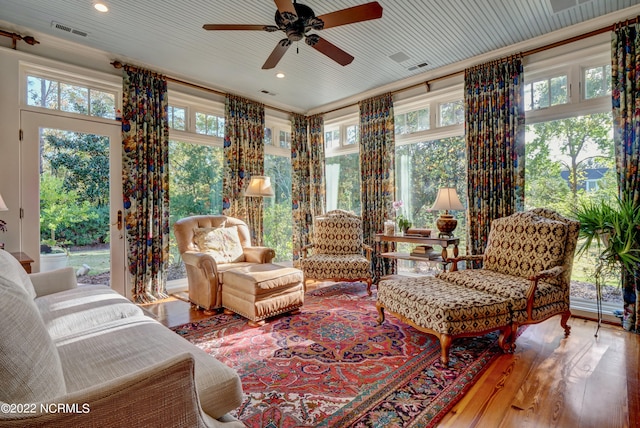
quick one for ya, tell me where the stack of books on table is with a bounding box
[410,245,438,259]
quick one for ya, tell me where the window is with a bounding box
[195,112,225,137]
[325,152,361,214]
[395,136,466,264]
[27,74,116,119]
[324,127,340,149]
[265,127,273,145]
[438,101,464,127]
[168,140,224,282]
[345,125,359,145]
[525,112,616,305]
[523,74,568,111]
[168,106,186,130]
[264,154,292,262]
[279,130,291,149]
[584,64,612,100]
[395,108,429,135]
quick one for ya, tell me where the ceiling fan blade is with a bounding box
[262,39,292,69]
[309,36,354,66]
[203,24,271,31]
[273,0,297,20]
[317,2,383,30]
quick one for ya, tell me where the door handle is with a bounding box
[112,210,123,230]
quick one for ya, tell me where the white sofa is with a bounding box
[0,249,245,427]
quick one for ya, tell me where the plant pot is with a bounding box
[40,252,68,272]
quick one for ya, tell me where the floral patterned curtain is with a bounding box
[121,67,170,303]
[612,21,640,332]
[359,93,396,280]
[291,114,325,264]
[309,115,326,219]
[223,95,265,245]
[464,57,525,256]
[291,114,310,264]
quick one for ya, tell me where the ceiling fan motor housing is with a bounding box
[276,2,321,41]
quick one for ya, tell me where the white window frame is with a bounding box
[324,112,359,157]
[19,61,122,123]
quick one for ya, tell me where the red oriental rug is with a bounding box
[171,282,508,427]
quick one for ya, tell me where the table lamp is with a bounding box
[245,176,275,197]
[431,187,464,238]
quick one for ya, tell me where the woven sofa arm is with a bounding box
[243,246,276,263]
[0,353,228,428]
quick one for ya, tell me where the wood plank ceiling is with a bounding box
[0,0,639,112]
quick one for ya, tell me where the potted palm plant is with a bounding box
[573,195,640,329]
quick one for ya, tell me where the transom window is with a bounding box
[524,74,568,111]
[195,112,225,137]
[27,74,116,119]
[168,106,186,130]
[438,101,464,126]
[395,108,430,135]
[584,64,612,100]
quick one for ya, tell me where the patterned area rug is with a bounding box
[171,282,507,427]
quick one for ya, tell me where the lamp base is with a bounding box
[436,214,457,238]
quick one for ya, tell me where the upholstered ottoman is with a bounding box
[376,276,513,365]
[222,264,304,326]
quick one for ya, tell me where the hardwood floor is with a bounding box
[143,285,640,428]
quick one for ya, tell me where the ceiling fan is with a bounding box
[203,0,383,69]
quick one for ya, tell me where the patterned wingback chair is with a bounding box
[437,208,579,339]
[300,210,373,294]
[173,215,275,312]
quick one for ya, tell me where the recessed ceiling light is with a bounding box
[276,72,285,79]
[94,3,109,12]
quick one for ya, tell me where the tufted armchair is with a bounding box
[173,215,275,312]
[300,210,373,294]
[437,208,579,343]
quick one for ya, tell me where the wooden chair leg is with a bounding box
[560,311,572,337]
[498,324,514,353]
[439,334,452,366]
[376,302,385,324]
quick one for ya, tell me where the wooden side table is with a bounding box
[10,252,34,273]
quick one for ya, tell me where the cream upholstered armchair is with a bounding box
[173,215,275,312]
[437,208,579,343]
[300,210,373,294]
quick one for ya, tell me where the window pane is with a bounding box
[525,112,617,305]
[439,101,463,126]
[89,89,116,119]
[265,127,273,145]
[264,154,292,262]
[279,130,291,149]
[60,83,89,115]
[418,108,430,131]
[217,117,225,137]
[27,75,59,109]
[205,115,214,135]
[345,125,359,145]
[395,113,407,135]
[532,80,550,109]
[168,106,186,131]
[585,65,612,99]
[550,75,568,106]
[524,83,533,111]
[168,140,224,281]
[325,153,361,213]
[195,112,207,134]
[325,128,340,149]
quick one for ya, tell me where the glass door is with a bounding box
[20,111,126,297]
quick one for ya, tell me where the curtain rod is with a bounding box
[319,17,638,117]
[110,60,294,116]
[0,28,39,49]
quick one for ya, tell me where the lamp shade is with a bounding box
[430,187,464,212]
[245,176,275,197]
[0,193,7,211]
